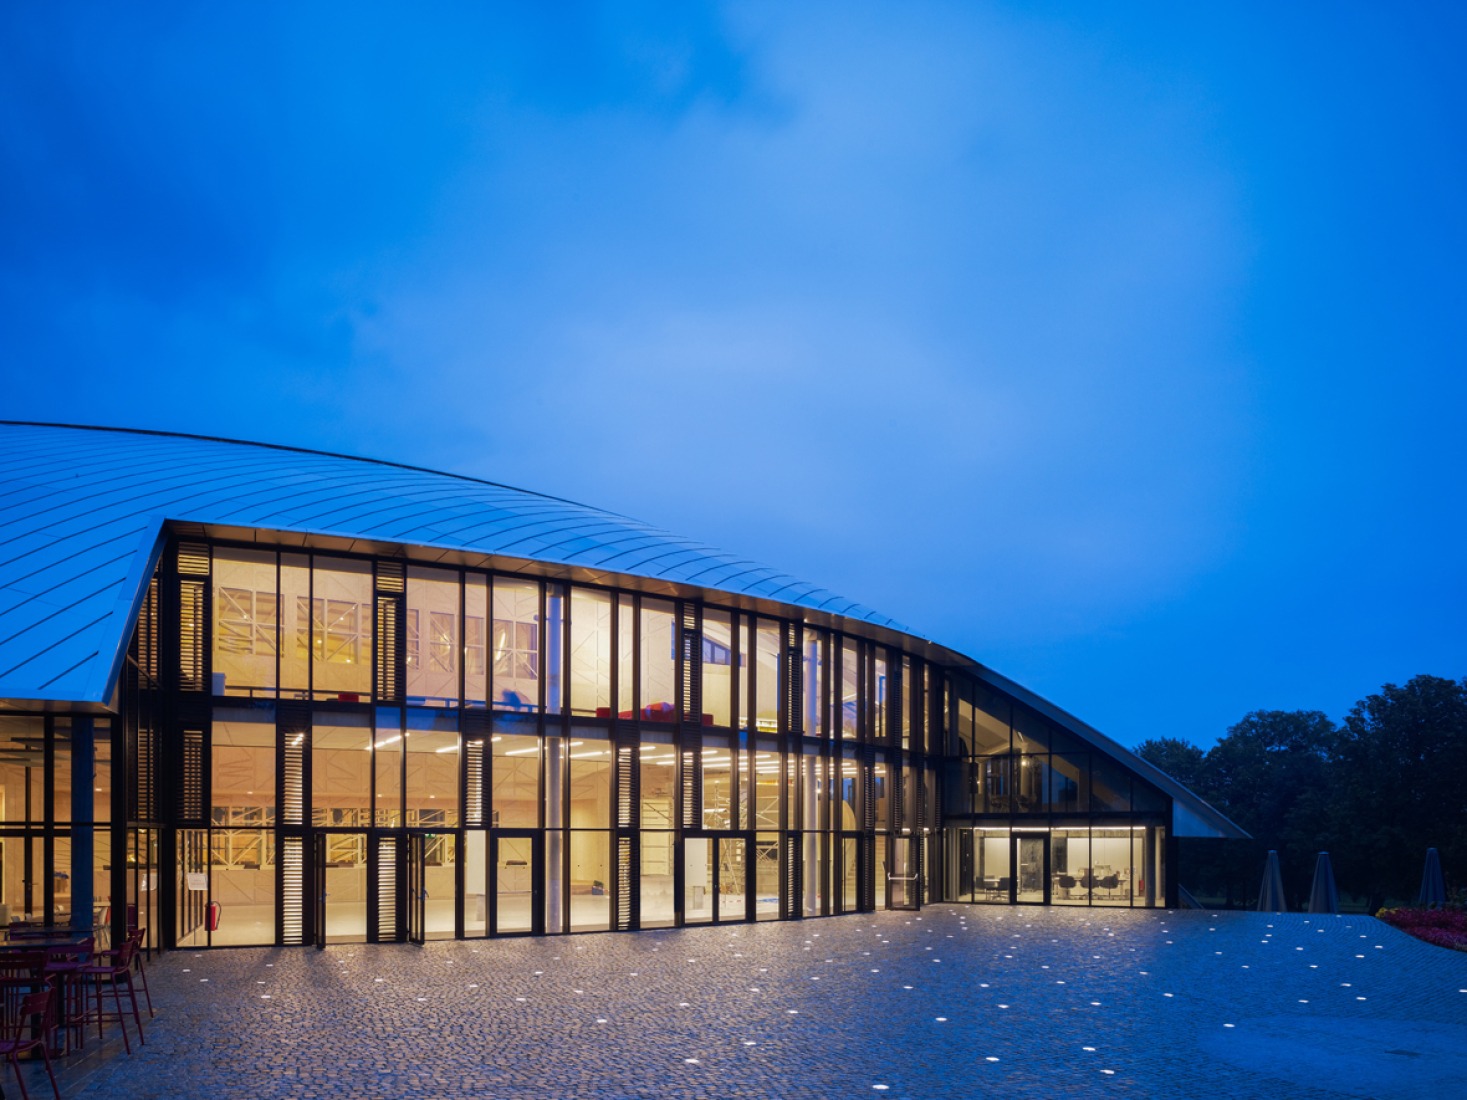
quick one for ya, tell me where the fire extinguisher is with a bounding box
[207,901,222,931]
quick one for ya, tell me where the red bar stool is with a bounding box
[127,928,155,1019]
[81,938,145,1054]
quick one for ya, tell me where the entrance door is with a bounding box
[1012,832,1049,904]
[312,832,369,944]
[492,832,542,935]
[406,833,426,945]
[717,836,750,922]
[888,835,920,911]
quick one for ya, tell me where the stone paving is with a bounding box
[35,906,1467,1099]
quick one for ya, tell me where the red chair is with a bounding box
[81,939,145,1054]
[0,986,61,1100]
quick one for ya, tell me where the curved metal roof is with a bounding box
[0,421,906,707]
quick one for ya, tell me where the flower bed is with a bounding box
[1376,907,1467,951]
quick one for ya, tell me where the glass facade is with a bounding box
[6,535,1177,952]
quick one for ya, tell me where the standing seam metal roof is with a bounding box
[0,422,907,705]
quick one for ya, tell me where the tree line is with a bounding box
[1137,674,1467,911]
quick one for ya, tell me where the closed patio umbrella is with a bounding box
[1257,849,1287,912]
[1417,848,1446,908]
[1307,852,1339,914]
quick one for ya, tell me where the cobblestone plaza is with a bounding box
[57,905,1467,1099]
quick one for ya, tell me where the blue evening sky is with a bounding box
[3,2,1463,747]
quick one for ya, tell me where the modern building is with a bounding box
[0,422,1243,951]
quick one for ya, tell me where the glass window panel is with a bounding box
[373,712,403,828]
[406,567,461,707]
[1052,828,1091,906]
[801,629,826,739]
[971,685,1010,754]
[840,639,859,740]
[684,837,713,924]
[464,575,488,707]
[1132,778,1167,813]
[309,558,372,700]
[1050,753,1088,814]
[873,653,888,742]
[280,553,310,696]
[701,743,732,830]
[405,712,458,828]
[838,751,859,829]
[492,579,541,711]
[545,584,564,715]
[1012,706,1048,753]
[211,713,275,824]
[1089,828,1133,905]
[1091,757,1132,813]
[753,750,780,830]
[569,588,613,717]
[0,717,42,825]
[1015,754,1049,813]
[312,715,372,827]
[463,828,487,936]
[753,620,779,732]
[212,548,277,697]
[569,742,611,829]
[900,657,912,749]
[640,832,675,928]
[94,732,112,825]
[979,755,1010,814]
[976,829,1011,903]
[639,599,676,719]
[569,831,611,931]
[738,616,752,731]
[701,609,733,728]
[617,595,635,714]
[873,759,889,831]
[640,742,676,828]
[755,833,780,920]
[210,829,275,944]
[493,734,540,828]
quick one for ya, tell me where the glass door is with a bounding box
[888,835,920,910]
[492,831,541,935]
[406,833,426,945]
[314,831,367,943]
[717,836,750,923]
[1011,832,1049,904]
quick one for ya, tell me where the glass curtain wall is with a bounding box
[157,537,1183,949]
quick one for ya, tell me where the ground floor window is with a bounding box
[944,823,1167,907]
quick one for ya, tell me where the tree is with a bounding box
[1136,737,1209,796]
[1204,710,1337,908]
[1327,675,1467,908]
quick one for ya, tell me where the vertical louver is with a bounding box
[279,702,309,827]
[782,832,801,919]
[281,837,305,945]
[678,604,701,724]
[179,728,204,821]
[614,835,637,931]
[679,732,702,829]
[464,739,485,827]
[377,835,399,942]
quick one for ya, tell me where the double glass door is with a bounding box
[682,834,749,924]
[311,830,441,946]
